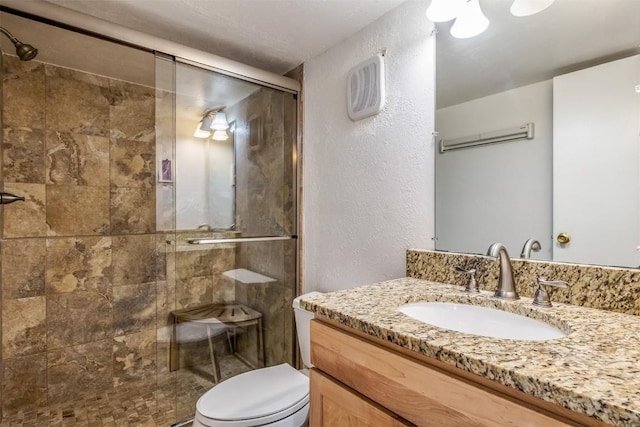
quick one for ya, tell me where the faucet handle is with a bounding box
[532,277,569,307]
[453,266,479,293]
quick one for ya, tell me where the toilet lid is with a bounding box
[197,363,309,422]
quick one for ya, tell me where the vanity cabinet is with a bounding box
[309,319,606,427]
[310,369,412,426]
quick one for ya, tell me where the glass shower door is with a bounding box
[156,57,298,422]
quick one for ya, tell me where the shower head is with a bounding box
[0,27,38,61]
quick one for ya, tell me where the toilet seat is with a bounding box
[195,363,309,427]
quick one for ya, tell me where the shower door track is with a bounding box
[187,235,297,245]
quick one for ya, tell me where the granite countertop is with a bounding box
[300,278,640,426]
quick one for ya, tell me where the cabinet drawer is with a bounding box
[311,320,577,427]
[310,369,413,427]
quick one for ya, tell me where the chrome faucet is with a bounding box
[486,243,519,300]
[520,238,541,259]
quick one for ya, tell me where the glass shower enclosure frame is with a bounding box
[155,55,301,422]
[0,5,301,423]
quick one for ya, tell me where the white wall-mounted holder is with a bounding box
[347,54,386,121]
[440,123,535,153]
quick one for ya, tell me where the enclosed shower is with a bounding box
[0,8,299,425]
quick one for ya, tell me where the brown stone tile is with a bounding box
[175,247,235,280]
[113,282,157,336]
[155,234,172,281]
[47,339,113,404]
[109,81,155,142]
[46,130,110,186]
[47,291,113,349]
[212,275,235,304]
[2,296,46,358]
[44,64,110,87]
[2,126,46,183]
[45,71,110,137]
[176,250,214,280]
[156,327,173,376]
[156,280,175,328]
[2,353,47,416]
[45,236,112,294]
[235,282,293,367]
[46,185,110,236]
[112,234,157,286]
[2,183,47,238]
[176,276,212,309]
[1,238,46,299]
[113,330,156,387]
[2,56,45,128]
[110,187,155,234]
[110,138,155,188]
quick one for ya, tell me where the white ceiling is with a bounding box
[41,0,407,75]
[436,0,640,108]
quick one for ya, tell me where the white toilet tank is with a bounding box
[292,291,322,369]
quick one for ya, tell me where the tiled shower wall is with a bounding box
[0,54,161,415]
[229,86,297,367]
[0,53,300,418]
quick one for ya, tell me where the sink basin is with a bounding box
[399,302,565,341]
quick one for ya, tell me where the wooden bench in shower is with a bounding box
[169,303,265,383]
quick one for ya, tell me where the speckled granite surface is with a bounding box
[301,279,640,426]
[407,249,640,316]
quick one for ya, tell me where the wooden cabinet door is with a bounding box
[310,369,413,427]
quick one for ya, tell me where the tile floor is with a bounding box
[0,355,251,427]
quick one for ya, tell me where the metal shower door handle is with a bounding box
[187,235,297,245]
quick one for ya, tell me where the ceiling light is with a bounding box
[210,111,229,131]
[510,0,555,17]
[426,0,465,22]
[193,122,211,138]
[450,0,489,39]
[212,130,229,141]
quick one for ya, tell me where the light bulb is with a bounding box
[193,122,211,138]
[426,0,465,22]
[210,111,229,131]
[450,0,489,39]
[510,0,554,16]
[212,130,229,141]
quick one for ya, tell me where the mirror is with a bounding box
[434,0,640,267]
[173,63,258,231]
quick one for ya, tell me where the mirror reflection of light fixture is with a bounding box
[193,123,211,138]
[510,0,555,17]
[193,107,227,138]
[450,0,489,39]
[426,0,464,22]
[212,130,229,141]
[427,0,552,39]
[210,111,229,131]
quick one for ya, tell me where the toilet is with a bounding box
[192,291,322,427]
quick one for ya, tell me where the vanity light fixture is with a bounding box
[426,0,464,23]
[510,0,555,17]
[425,0,489,39]
[427,0,554,39]
[193,125,211,138]
[212,130,229,141]
[450,0,489,39]
[210,111,229,131]
[193,107,228,138]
